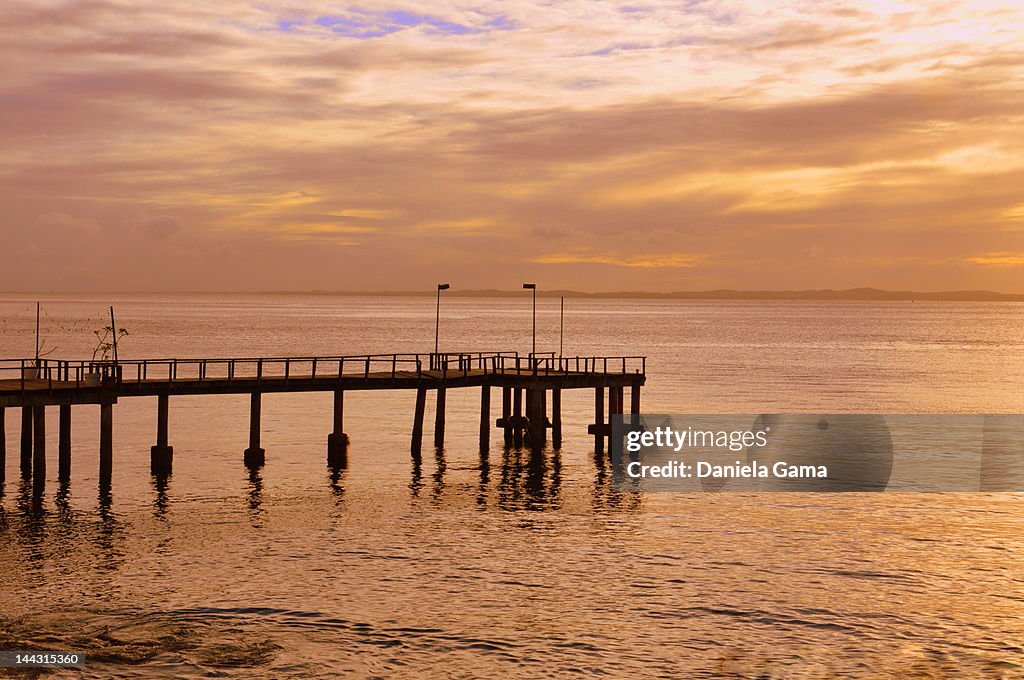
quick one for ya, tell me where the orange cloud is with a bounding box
[966,253,1024,267]
[2,1,1024,292]
[533,253,707,268]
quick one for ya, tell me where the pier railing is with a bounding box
[520,354,646,376]
[1,352,645,393]
[0,358,123,393]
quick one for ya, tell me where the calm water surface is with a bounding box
[1,294,1022,678]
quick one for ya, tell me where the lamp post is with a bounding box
[523,283,536,358]
[434,283,450,358]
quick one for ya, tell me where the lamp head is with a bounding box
[522,283,536,289]
[437,283,450,290]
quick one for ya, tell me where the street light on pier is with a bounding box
[434,283,450,357]
[523,283,536,358]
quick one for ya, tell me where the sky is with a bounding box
[1,0,1023,292]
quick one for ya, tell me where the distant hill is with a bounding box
[292,287,1024,301]
[7,288,1022,301]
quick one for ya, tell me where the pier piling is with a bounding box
[524,389,534,447]
[20,406,32,477]
[434,387,447,448]
[59,404,71,480]
[526,389,545,451]
[610,386,624,420]
[100,402,113,483]
[0,406,5,484]
[33,406,45,491]
[151,394,173,475]
[501,387,512,447]
[244,392,265,467]
[479,386,490,452]
[593,387,605,454]
[513,388,523,449]
[411,387,426,456]
[327,389,349,466]
[551,389,562,449]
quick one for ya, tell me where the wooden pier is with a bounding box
[0,353,645,489]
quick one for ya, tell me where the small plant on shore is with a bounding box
[92,325,129,363]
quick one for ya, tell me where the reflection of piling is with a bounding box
[327,390,349,466]
[243,392,264,467]
[150,394,173,474]
[59,404,72,480]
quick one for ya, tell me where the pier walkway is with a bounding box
[0,352,645,489]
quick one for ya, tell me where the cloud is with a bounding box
[38,212,99,231]
[533,253,707,268]
[1,0,1023,292]
[966,253,1024,267]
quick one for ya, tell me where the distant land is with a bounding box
[4,288,1024,301]
[281,287,1024,302]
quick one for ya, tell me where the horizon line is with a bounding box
[3,287,1024,301]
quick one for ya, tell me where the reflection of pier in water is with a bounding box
[0,352,645,501]
[0,440,641,568]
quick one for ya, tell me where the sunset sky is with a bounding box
[2,0,1023,292]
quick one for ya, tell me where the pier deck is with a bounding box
[0,352,645,487]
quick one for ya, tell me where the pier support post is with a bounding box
[327,390,349,466]
[244,392,265,467]
[526,389,545,451]
[59,404,72,481]
[513,388,523,449]
[594,387,605,454]
[609,386,623,421]
[151,394,173,474]
[434,387,446,448]
[99,402,113,484]
[541,390,547,430]
[32,406,45,490]
[551,389,562,449]
[524,389,534,447]
[20,406,32,477]
[631,383,641,423]
[479,386,490,452]
[501,387,512,447]
[411,387,426,456]
[0,406,5,484]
